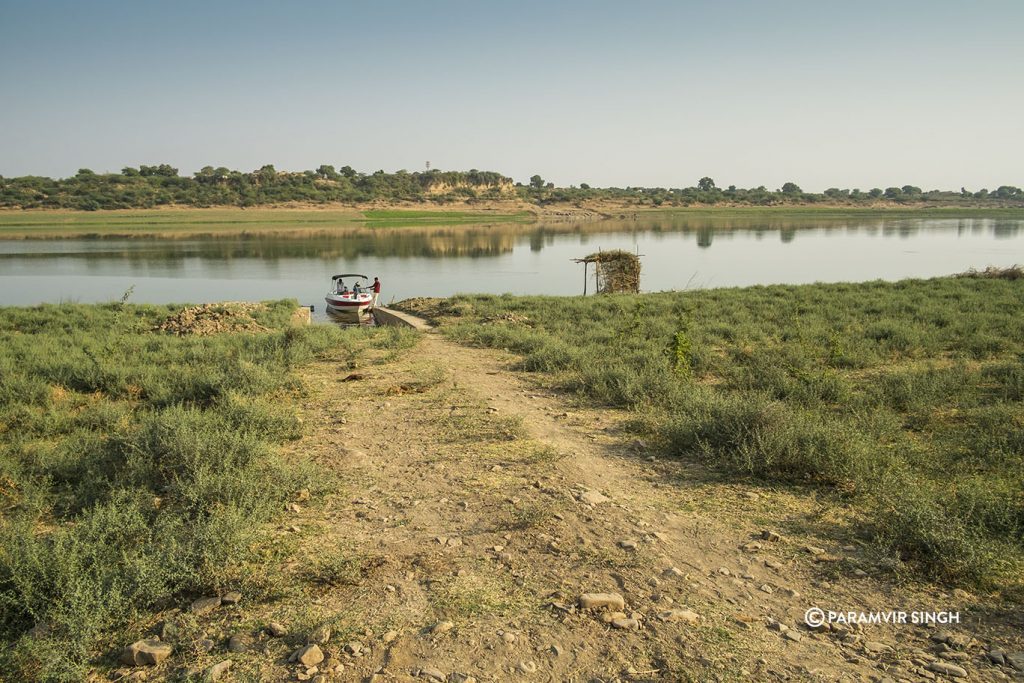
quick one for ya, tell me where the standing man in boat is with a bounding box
[370,276,382,309]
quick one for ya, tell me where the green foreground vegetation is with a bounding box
[413,273,1024,593]
[2,163,1022,210]
[0,301,415,681]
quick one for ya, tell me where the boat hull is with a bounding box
[325,293,372,316]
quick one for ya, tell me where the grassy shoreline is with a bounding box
[0,300,416,681]
[0,204,1021,239]
[396,273,1024,594]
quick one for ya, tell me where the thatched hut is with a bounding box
[573,249,641,294]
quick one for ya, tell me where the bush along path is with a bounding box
[127,316,1024,681]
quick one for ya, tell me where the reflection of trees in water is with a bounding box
[1,218,1021,272]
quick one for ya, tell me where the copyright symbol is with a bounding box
[804,607,825,628]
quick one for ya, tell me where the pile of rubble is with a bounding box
[155,302,269,336]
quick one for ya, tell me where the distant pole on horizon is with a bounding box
[426,161,430,170]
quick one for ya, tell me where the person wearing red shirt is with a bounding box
[370,277,382,309]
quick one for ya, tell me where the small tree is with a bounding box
[529,175,545,189]
[697,176,716,192]
[781,182,802,195]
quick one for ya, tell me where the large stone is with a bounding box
[295,644,325,667]
[1007,652,1024,671]
[121,639,173,666]
[267,622,288,637]
[578,593,625,611]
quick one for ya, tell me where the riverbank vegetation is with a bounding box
[0,300,414,681]
[398,274,1024,593]
[2,164,1022,211]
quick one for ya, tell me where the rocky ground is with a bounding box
[110,317,1023,682]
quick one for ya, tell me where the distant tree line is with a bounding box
[524,174,1024,208]
[0,165,514,210]
[1,166,1021,210]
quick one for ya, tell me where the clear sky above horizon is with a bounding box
[1,0,1022,191]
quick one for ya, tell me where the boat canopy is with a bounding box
[332,273,368,280]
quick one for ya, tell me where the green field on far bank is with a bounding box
[1,205,1022,239]
[401,272,1024,595]
[0,300,416,681]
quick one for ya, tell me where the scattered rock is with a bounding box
[344,641,363,655]
[578,593,626,611]
[190,597,221,615]
[579,489,610,505]
[986,650,1005,666]
[783,630,803,643]
[429,620,454,636]
[518,660,538,674]
[121,640,173,667]
[221,591,242,605]
[227,634,250,653]
[450,674,477,683]
[204,660,232,682]
[382,630,399,644]
[658,609,700,624]
[764,558,784,570]
[864,641,893,654]
[611,617,640,630]
[419,668,445,681]
[760,530,782,542]
[197,638,215,652]
[295,644,324,667]
[662,567,685,578]
[158,621,179,642]
[804,546,826,556]
[1007,652,1024,671]
[925,661,967,678]
[742,542,763,552]
[267,622,288,637]
[618,539,639,551]
[501,631,516,644]
[309,625,331,645]
[550,644,564,657]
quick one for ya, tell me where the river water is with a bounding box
[2,215,1022,316]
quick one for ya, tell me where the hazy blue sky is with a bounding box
[2,0,1021,190]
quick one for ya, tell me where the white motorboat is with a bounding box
[325,273,373,317]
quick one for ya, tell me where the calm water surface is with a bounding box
[2,216,1022,318]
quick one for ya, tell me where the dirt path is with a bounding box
[273,323,1020,682]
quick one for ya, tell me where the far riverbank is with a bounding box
[2,203,1024,239]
